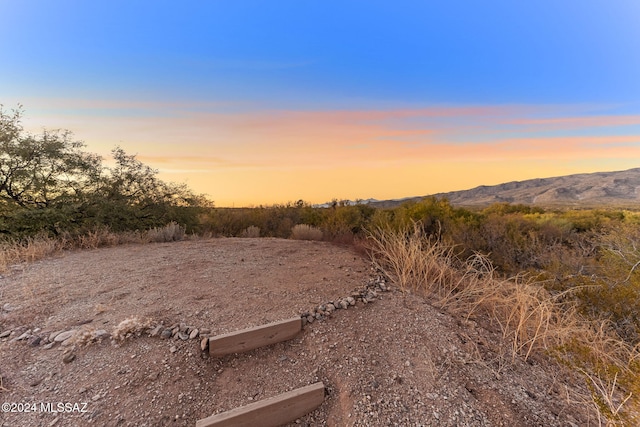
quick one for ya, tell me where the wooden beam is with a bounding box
[196,382,325,427]
[209,317,302,357]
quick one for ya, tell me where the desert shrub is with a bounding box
[482,202,545,216]
[391,197,457,238]
[200,208,251,236]
[367,222,640,425]
[146,222,186,243]
[240,226,260,238]
[321,203,375,237]
[198,201,374,240]
[291,224,323,241]
[564,222,640,344]
[199,203,309,238]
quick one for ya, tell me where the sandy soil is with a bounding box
[0,238,596,426]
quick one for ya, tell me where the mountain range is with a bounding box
[365,167,640,209]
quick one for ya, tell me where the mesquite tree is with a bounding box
[0,105,208,235]
[0,105,102,208]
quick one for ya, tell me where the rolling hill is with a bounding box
[373,167,640,208]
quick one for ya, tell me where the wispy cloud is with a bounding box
[505,115,640,129]
[16,97,640,205]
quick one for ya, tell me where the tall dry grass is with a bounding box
[0,222,187,273]
[367,222,639,426]
[240,225,261,238]
[0,235,60,272]
[146,221,186,243]
[291,224,323,241]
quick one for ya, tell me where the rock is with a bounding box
[347,297,356,306]
[179,323,187,333]
[49,330,63,342]
[171,326,180,336]
[189,329,199,339]
[2,303,14,312]
[170,346,178,353]
[149,325,163,337]
[340,300,349,309]
[160,329,173,339]
[27,336,42,347]
[29,377,43,387]
[0,330,11,339]
[94,329,109,339]
[15,331,31,341]
[43,342,55,350]
[62,352,76,363]
[200,337,209,352]
[61,337,75,347]
[199,328,211,335]
[326,303,336,312]
[301,316,308,326]
[306,315,314,324]
[54,330,75,342]
[178,332,189,341]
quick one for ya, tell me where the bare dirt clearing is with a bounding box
[1,238,594,426]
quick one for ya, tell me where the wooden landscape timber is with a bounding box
[195,382,325,427]
[208,316,302,357]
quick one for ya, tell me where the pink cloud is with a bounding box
[18,97,640,172]
[507,115,640,128]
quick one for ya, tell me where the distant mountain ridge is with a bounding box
[369,168,640,208]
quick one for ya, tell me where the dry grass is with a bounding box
[146,222,185,243]
[111,317,154,342]
[580,370,634,427]
[0,222,187,273]
[291,224,323,241]
[0,235,60,272]
[367,222,640,425]
[240,226,261,238]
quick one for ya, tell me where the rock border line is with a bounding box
[0,273,392,363]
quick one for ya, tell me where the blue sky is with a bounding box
[2,1,640,205]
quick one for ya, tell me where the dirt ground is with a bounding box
[1,237,597,426]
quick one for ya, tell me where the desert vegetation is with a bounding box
[3,106,640,424]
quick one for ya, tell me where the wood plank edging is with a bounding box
[195,382,325,427]
[208,316,302,357]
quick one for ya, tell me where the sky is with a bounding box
[1,1,640,207]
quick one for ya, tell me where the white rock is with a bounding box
[49,330,64,341]
[54,330,75,342]
[15,331,31,341]
[94,329,109,339]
